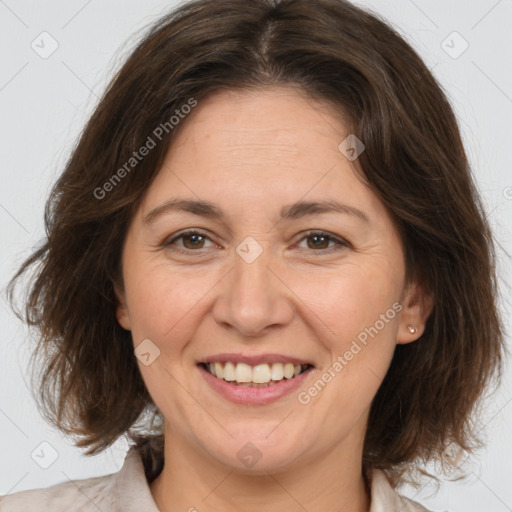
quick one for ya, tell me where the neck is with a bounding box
[149,425,371,512]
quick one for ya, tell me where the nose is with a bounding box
[212,247,294,337]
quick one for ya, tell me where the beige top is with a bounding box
[0,447,433,511]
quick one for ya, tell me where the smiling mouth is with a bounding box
[198,361,313,387]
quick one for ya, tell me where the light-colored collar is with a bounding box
[367,468,430,512]
[113,446,429,512]
[112,447,160,511]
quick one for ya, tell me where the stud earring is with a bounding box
[407,325,417,334]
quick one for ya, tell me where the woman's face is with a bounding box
[116,86,429,473]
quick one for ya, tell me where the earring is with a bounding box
[407,325,417,334]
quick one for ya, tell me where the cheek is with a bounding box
[292,261,401,345]
[291,262,401,409]
[296,266,400,415]
[123,257,218,345]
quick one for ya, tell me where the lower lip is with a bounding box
[198,364,313,405]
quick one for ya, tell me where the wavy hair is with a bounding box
[7,0,507,487]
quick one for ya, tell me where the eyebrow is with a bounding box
[143,198,370,225]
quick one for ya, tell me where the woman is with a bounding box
[2,0,506,510]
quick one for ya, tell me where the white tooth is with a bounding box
[252,364,271,383]
[283,363,295,379]
[214,362,224,379]
[235,363,252,383]
[294,364,301,377]
[208,363,215,375]
[223,361,236,381]
[271,363,284,381]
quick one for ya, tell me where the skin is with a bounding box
[116,86,433,512]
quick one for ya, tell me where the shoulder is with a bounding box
[0,446,159,512]
[369,469,439,512]
[0,472,117,512]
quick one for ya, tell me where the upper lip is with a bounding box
[198,353,314,367]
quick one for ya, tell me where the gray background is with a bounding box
[0,1,511,510]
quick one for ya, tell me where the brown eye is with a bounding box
[296,231,349,253]
[306,234,330,250]
[164,230,215,252]
[181,233,206,249]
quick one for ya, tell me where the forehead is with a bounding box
[138,86,387,228]
[172,86,351,154]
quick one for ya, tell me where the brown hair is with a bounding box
[6,0,507,487]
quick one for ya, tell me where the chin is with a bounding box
[200,429,311,474]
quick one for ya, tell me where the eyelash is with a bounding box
[162,229,349,255]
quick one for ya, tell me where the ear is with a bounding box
[114,282,132,331]
[396,278,433,345]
